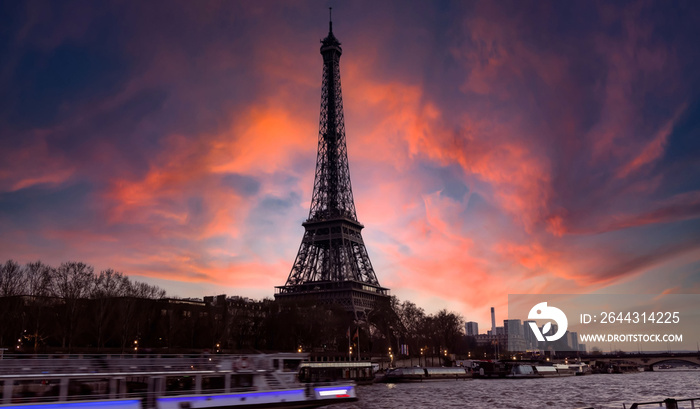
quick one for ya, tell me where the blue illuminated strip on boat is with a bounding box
[157,389,304,402]
[4,400,141,409]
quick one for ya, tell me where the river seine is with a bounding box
[323,371,699,408]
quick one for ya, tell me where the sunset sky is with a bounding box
[1,1,700,328]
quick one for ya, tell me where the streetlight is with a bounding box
[420,348,424,367]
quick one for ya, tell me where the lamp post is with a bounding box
[420,348,424,367]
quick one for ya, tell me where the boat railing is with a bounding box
[627,397,700,409]
[0,354,289,376]
[0,357,219,374]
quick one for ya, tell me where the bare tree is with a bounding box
[91,269,130,350]
[419,309,463,364]
[25,261,53,297]
[117,278,166,352]
[0,260,28,347]
[396,300,426,357]
[130,281,166,299]
[0,259,25,296]
[51,262,95,350]
[24,261,54,352]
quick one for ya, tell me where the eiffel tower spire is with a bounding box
[309,8,356,223]
[275,16,388,318]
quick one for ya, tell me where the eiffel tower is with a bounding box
[275,15,389,319]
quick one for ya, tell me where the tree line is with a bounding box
[1,259,472,360]
[0,259,165,353]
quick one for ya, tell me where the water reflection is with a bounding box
[325,371,700,409]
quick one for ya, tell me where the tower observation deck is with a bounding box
[275,16,389,319]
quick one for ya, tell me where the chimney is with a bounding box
[491,307,496,334]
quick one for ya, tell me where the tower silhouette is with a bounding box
[275,16,389,318]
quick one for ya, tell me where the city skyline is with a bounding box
[1,1,700,328]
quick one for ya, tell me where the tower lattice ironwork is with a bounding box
[275,17,389,318]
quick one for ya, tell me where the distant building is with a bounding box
[504,319,523,337]
[544,323,558,338]
[523,320,538,350]
[475,333,508,355]
[504,319,526,351]
[567,331,579,351]
[465,321,479,336]
[490,307,496,334]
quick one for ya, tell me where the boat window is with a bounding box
[166,376,194,393]
[202,376,224,392]
[230,374,253,390]
[535,366,557,373]
[282,359,302,372]
[126,378,148,395]
[13,380,42,403]
[513,365,534,375]
[426,368,466,375]
[9,379,62,404]
[68,378,110,400]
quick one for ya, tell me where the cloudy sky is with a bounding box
[1,1,699,328]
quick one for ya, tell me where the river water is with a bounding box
[323,371,700,409]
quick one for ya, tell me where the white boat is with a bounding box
[0,353,356,408]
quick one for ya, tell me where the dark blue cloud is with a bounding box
[9,43,127,129]
[0,1,134,134]
[656,98,700,196]
[415,163,469,202]
[0,182,96,230]
[221,173,261,197]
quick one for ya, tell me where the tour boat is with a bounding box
[473,361,576,378]
[377,366,471,382]
[297,361,377,385]
[0,353,357,409]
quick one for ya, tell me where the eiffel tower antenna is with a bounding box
[275,15,389,319]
